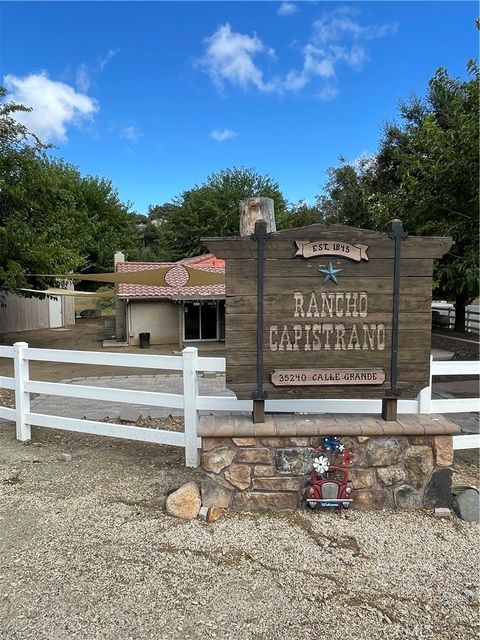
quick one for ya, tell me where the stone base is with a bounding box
[200,435,454,511]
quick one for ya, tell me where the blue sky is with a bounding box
[1,1,477,214]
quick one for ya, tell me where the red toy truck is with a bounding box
[304,465,354,509]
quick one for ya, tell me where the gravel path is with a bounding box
[0,421,478,640]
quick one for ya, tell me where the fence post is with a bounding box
[418,354,433,414]
[182,347,200,468]
[13,342,31,441]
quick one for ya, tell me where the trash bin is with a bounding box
[139,332,150,349]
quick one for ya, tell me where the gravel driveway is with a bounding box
[0,420,478,640]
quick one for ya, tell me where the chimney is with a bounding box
[114,251,125,269]
[114,251,127,340]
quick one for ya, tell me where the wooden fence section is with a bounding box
[0,343,478,465]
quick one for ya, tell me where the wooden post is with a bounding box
[13,341,31,441]
[182,346,200,467]
[253,400,265,424]
[239,197,276,235]
[239,198,276,424]
[382,398,397,422]
[382,219,406,422]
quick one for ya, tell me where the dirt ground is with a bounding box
[1,319,479,638]
[0,318,225,381]
[0,420,479,640]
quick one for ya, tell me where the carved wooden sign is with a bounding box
[271,368,385,386]
[294,240,369,262]
[205,224,451,401]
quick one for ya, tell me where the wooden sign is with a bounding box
[271,368,385,386]
[205,224,452,401]
[294,240,369,262]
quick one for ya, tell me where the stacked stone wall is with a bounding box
[201,435,454,511]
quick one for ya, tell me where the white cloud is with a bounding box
[75,63,91,92]
[199,10,397,99]
[4,72,98,143]
[313,7,398,45]
[283,10,393,95]
[316,85,339,102]
[199,23,275,92]
[73,47,119,96]
[98,48,120,71]
[119,124,143,143]
[278,2,297,16]
[210,129,238,142]
[284,44,336,91]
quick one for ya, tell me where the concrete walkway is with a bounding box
[27,373,479,434]
[30,373,234,420]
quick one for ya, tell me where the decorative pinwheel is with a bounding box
[313,456,330,475]
[342,450,354,467]
[322,436,342,452]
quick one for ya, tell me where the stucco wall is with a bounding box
[0,292,75,334]
[128,300,179,346]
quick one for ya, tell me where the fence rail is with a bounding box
[0,342,478,464]
[432,304,479,334]
[25,380,185,409]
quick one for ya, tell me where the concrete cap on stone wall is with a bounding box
[198,413,462,438]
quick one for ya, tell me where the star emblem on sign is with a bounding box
[318,261,343,284]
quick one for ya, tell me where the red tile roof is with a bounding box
[117,254,225,299]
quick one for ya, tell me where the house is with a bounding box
[115,253,225,347]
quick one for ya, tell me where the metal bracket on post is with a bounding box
[251,219,271,423]
[383,219,408,421]
[13,341,31,441]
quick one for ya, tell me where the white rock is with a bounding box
[198,506,209,520]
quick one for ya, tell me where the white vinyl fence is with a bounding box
[0,343,478,466]
[432,303,480,334]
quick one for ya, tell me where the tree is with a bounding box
[284,199,323,228]
[376,63,479,331]
[74,173,140,274]
[0,86,45,154]
[317,156,378,229]
[0,88,139,294]
[94,285,115,315]
[154,167,288,260]
[133,203,181,262]
[147,202,180,222]
[318,63,479,331]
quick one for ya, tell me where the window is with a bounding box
[183,301,221,340]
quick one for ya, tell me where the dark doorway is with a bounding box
[183,300,224,341]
